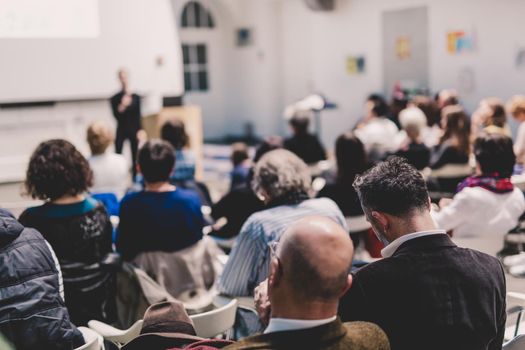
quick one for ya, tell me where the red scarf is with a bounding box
[457,173,514,194]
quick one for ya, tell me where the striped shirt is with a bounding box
[218,198,347,296]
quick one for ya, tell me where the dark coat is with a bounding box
[339,234,507,350]
[223,319,390,350]
[19,202,116,326]
[0,209,84,349]
[110,91,142,134]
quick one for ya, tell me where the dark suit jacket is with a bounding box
[110,91,142,134]
[339,234,506,350]
[223,319,389,350]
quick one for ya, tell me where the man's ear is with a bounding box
[427,196,432,211]
[339,274,353,298]
[268,257,282,290]
[371,211,389,231]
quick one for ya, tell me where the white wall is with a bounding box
[0,0,183,182]
[278,0,525,149]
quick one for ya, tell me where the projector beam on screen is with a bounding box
[0,0,100,38]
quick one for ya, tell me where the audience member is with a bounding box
[210,138,281,240]
[87,120,130,198]
[123,301,233,350]
[110,68,142,177]
[228,217,389,350]
[409,95,441,147]
[230,142,251,190]
[472,98,511,138]
[355,94,400,163]
[395,107,431,170]
[388,93,408,129]
[339,157,506,350]
[436,88,459,110]
[283,110,326,164]
[219,149,346,296]
[116,140,204,261]
[508,95,525,166]
[161,119,196,183]
[432,133,525,241]
[429,105,471,170]
[317,132,368,217]
[0,209,84,349]
[19,139,116,326]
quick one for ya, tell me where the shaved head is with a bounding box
[276,216,353,302]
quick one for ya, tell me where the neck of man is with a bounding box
[270,296,338,321]
[388,210,438,243]
[52,194,85,205]
[144,182,176,192]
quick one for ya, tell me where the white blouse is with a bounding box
[431,187,525,239]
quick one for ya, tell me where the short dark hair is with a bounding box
[138,140,175,183]
[161,119,189,150]
[353,156,430,216]
[367,93,390,117]
[231,142,249,167]
[474,133,515,178]
[25,139,93,201]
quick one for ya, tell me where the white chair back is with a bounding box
[345,215,371,234]
[76,327,104,350]
[190,298,238,338]
[504,334,525,350]
[88,319,143,346]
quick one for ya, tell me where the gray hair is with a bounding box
[252,149,312,201]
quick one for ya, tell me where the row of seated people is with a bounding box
[3,94,525,348]
[1,156,511,349]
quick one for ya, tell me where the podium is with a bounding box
[142,105,203,181]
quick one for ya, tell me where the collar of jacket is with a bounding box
[235,318,347,347]
[392,233,456,257]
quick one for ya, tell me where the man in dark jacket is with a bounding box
[339,157,506,350]
[0,209,84,349]
[110,68,142,177]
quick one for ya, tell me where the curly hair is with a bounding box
[25,139,93,201]
[252,149,311,202]
[161,119,190,150]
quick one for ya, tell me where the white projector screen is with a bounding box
[0,0,100,38]
[0,0,184,103]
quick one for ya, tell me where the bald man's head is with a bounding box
[274,216,353,302]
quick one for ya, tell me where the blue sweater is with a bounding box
[116,189,203,261]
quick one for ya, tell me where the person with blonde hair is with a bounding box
[87,121,130,198]
[508,95,525,165]
[395,107,431,170]
[472,97,511,138]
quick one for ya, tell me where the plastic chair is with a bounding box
[88,319,143,348]
[503,334,525,350]
[88,297,237,345]
[76,327,104,350]
[190,298,238,338]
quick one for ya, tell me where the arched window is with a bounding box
[181,1,215,28]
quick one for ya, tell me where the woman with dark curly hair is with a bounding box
[19,139,116,326]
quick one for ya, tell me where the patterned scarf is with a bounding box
[457,173,514,194]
